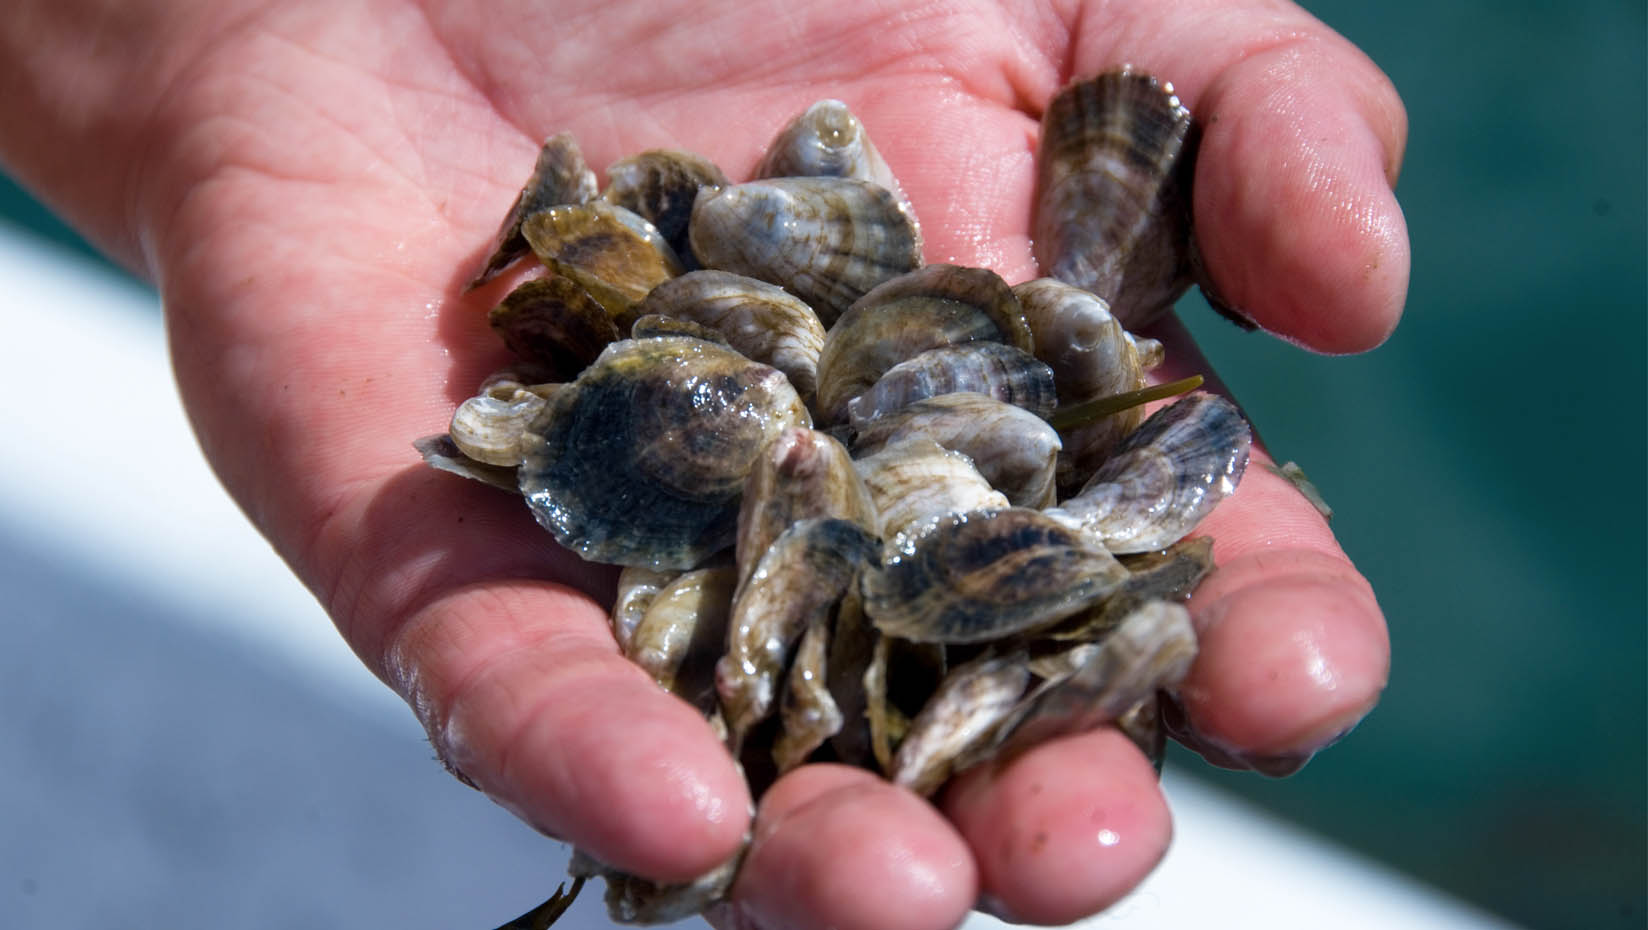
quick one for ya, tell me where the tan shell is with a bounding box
[521,202,685,314]
[852,438,1008,548]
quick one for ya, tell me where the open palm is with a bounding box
[12,0,1407,926]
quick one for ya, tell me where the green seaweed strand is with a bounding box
[1048,375,1205,431]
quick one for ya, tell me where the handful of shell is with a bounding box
[418,68,1253,927]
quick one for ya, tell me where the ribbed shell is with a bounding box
[852,439,1008,547]
[1033,69,1197,328]
[1053,391,1251,553]
[688,178,922,326]
[845,341,1058,429]
[519,336,809,569]
[862,507,1127,644]
[815,264,1031,425]
[851,393,1062,509]
[754,98,918,240]
[629,270,827,404]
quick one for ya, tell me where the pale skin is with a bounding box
[2,0,1407,926]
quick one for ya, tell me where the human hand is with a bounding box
[2,0,1404,925]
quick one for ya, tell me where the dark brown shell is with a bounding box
[519,336,809,569]
[489,274,622,378]
[602,149,730,268]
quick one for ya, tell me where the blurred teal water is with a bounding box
[1174,1,1647,927]
[2,2,1642,927]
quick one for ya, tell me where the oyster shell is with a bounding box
[717,517,880,753]
[448,375,560,467]
[688,177,922,326]
[629,270,828,404]
[852,438,1009,547]
[468,132,599,289]
[990,600,1197,761]
[773,615,842,773]
[815,263,1032,426]
[1051,391,1251,554]
[845,341,1058,430]
[627,564,737,714]
[488,274,622,378]
[601,149,729,268]
[888,651,1030,797]
[754,98,920,246]
[851,393,1062,509]
[1033,69,1197,328]
[862,507,1127,644]
[518,336,809,569]
[521,202,685,314]
[734,426,877,594]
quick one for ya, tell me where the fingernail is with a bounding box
[975,891,1025,924]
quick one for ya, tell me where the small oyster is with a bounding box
[889,651,1030,797]
[689,177,922,326]
[853,439,1009,547]
[734,427,877,593]
[602,149,729,267]
[1051,392,1251,554]
[717,517,880,753]
[521,202,685,314]
[754,98,922,252]
[627,564,737,714]
[851,393,1062,509]
[1033,69,1197,328]
[629,270,828,404]
[990,600,1197,761]
[863,507,1127,644]
[488,274,622,378]
[845,341,1058,430]
[468,132,599,289]
[518,336,809,569]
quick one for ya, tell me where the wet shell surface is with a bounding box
[688,177,923,326]
[1052,391,1251,553]
[863,507,1128,644]
[518,336,809,569]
